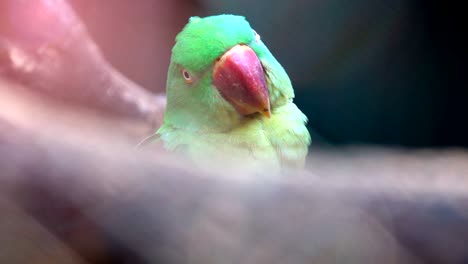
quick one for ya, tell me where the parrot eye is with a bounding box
[182,69,193,83]
[253,30,261,42]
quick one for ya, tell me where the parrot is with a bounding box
[156,14,311,175]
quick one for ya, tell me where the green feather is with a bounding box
[172,15,254,73]
[157,14,311,174]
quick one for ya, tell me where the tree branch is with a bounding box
[0,0,165,130]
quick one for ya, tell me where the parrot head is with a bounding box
[164,15,294,132]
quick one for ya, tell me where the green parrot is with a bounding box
[156,14,310,175]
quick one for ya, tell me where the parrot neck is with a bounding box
[164,64,247,133]
[164,105,244,133]
[164,91,245,133]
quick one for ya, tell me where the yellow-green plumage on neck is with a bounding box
[157,14,310,174]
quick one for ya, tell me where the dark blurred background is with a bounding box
[69,0,467,148]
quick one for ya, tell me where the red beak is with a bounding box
[213,45,271,118]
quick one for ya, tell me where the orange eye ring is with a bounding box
[182,69,193,84]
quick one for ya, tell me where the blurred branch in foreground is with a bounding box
[2,80,468,263]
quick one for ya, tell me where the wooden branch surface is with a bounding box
[0,0,165,130]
